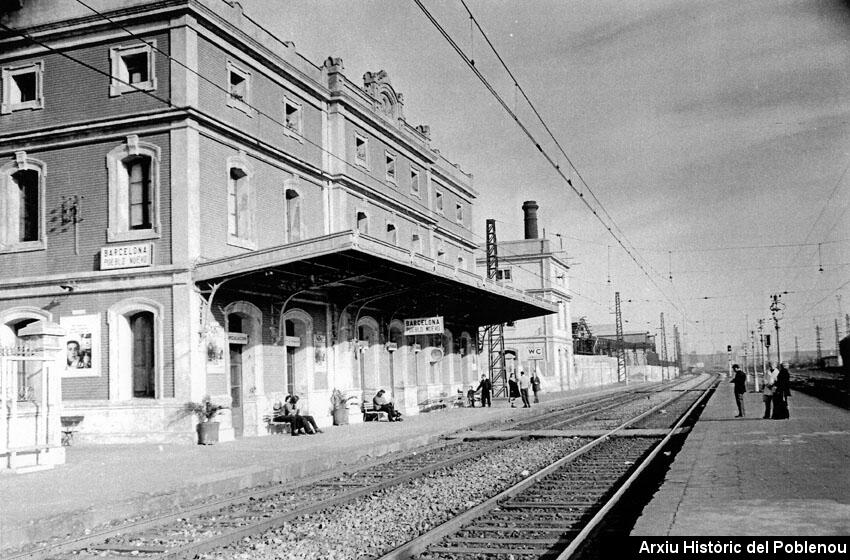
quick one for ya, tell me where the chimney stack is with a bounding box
[522,200,539,240]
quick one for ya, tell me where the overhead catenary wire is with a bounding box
[412,0,687,323]
[4,5,615,324]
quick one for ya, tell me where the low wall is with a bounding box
[572,355,618,389]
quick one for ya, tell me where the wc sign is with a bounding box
[525,344,545,360]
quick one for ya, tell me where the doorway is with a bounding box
[229,344,243,437]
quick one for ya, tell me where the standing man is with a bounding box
[476,374,492,408]
[530,369,542,403]
[730,364,747,417]
[519,368,531,408]
[762,362,777,419]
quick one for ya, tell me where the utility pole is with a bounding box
[614,292,626,383]
[794,336,799,364]
[815,324,822,363]
[659,312,668,381]
[481,219,507,398]
[673,324,682,377]
[770,294,785,364]
[836,319,843,367]
[751,330,759,391]
[758,319,766,375]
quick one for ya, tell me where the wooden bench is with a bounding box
[262,413,292,434]
[361,402,389,422]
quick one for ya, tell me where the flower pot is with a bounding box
[332,407,349,426]
[197,421,220,445]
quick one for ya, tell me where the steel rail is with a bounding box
[375,374,716,560]
[555,375,718,559]
[8,438,460,560]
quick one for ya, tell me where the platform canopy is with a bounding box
[194,231,557,327]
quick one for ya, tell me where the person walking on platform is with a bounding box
[476,375,492,408]
[772,362,791,419]
[530,370,542,403]
[730,364,747,417]
[762,362,777,419]
[519,369,531,408]
[508,372,520,407]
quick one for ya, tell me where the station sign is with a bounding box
[227,332,248,345]
[386,342,398,352]
[100,243,153,270]
[404,316,444,336]
[525,343,545,360]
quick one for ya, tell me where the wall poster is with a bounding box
[60,314,101,377]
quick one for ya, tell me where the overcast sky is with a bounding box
[248,0,850,356]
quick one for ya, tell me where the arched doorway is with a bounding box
[356,316,379,398]
[224,301,263,438]
[108,298,163,401]
[387,320,405,402]
[281,309,312,400]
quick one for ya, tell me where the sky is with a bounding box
[245,0,850,356]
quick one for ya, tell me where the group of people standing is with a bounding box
[466,369,541,408]
[730,362,791,419]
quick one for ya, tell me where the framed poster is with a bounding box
[60,314,101,378]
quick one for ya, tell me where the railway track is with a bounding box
[13,375,715,560]
[379,375,717,560]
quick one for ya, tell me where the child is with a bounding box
[467,385,477,408]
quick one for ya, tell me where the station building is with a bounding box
[475,202,574,392]
[0,0,555,444]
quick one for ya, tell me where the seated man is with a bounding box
[373,389,402,421]
[284,395,323,435]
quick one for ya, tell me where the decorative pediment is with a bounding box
[363,70,404,120]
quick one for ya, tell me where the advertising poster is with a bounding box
[60,314,101,377]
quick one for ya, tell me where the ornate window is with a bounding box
[226,61,252,115]
[1,61,44,113]
[106,136,161,242]
[226,154,255,249]
[109,43,156,97]
[410,167,420,196]
[385,151,396,183]
[285,187,302,243]
[283,97,302,138]
[355,133,368,168]
[0,152,46,253]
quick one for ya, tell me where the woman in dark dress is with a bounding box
[772,362,791,419]
[508,372,521,408]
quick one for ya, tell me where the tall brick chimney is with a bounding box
[522,200,539,240]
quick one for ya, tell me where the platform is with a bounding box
[0,384,625,553]
[632,378,850,536]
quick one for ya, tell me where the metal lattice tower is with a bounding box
[659,312,668,380]
[480,219,507,398]
[614,292,626,383]
[673,324,682,374]
[815,324,822,362]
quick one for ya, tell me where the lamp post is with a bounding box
[770,294,785,364]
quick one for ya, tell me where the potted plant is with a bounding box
[330,388,357,426]
[186,396,227,445]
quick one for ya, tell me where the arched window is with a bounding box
[226,154,255,249]
[1,153,45,252]
[285,188,301,242]
[107,136,160,242]
[356,211,368,234]
[125,156,152,230]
